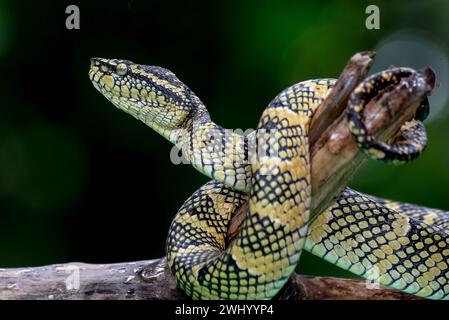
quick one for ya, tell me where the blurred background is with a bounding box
[0,0,448,279]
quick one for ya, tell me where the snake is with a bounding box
[89,58,449,300]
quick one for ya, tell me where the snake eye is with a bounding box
[116,63,128,76]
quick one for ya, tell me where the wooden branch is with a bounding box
[0,258,423,300]
[0,52,436,300]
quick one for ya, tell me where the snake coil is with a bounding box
[90,58,449,300]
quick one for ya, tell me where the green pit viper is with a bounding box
[89,58,449,300]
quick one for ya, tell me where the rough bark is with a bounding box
[0,258,423,300]
[0,52,435,300]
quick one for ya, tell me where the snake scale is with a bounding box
[89,58,449,300]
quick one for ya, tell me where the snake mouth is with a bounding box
[88,57,120,81]
[88,57,117,90]
[88,58,101,82]
[88,69,96,82]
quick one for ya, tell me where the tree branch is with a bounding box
[0,258,423,300]
[0,52,435,300]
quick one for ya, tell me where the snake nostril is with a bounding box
[90,58,101,68]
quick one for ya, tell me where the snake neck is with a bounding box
[172,106,253,192]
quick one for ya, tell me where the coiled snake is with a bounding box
[89,58,449,300]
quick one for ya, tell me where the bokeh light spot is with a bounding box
[374,30,449,120]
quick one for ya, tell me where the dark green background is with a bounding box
[0,0,448,279]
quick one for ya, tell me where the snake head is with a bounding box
[89,58,201,136]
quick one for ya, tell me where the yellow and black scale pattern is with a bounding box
[89,58,449,300]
